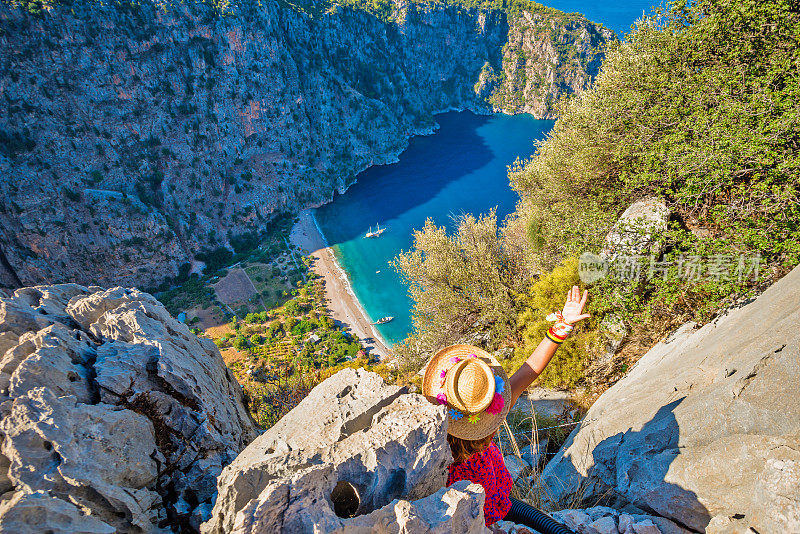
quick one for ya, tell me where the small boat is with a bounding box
[364,223,386,238]
[372,316,393,325]
[375,270,381,274]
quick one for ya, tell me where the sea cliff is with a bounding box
[0,0,613,289]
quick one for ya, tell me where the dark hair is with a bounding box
[447,432,496,464]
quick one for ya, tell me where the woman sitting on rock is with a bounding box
[422,285,590,530]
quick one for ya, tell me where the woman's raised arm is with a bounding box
[508,286,590,407]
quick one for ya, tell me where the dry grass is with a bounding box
[245,367,325,428]
[220,347,245,366]
[497,396,611,513]
[185,305,227,329]
[213,268,258,306]
[206,323,234,339]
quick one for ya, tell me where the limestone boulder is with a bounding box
[494,505,688,534]
[0,491,116,534]
[521,439,548,470]
[504,454,529,481]
[330,481,489,534]
[551,506,688,534]
[601,197,670,260]
[0,388,161,530]
[0,284,257,532]
[203,368,455,533]
[539,264,800,533]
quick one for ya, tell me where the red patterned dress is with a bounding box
[447,442,513,525]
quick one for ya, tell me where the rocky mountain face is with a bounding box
[540,263,800,533]
[0,284,256,532]
[0,0,613,289]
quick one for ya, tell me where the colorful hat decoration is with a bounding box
[422,344,512,440]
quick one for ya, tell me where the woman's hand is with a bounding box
[509,286,591,406]
[561,285,590,325]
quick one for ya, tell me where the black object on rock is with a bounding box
[504,497,575,534]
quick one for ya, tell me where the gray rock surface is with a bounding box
[601,197,670,260]
[551,506,688,534]
[203,368,456,533]
[539,264,800,532]
[0,491,116,534]
[521,439,548,469]
[494,506,686,534]
[0,284,256,532]
[598,314,627,363]
[493,520,541,534]
[504,454,529,481]
[317,480,489,534]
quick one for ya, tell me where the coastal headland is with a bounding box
[290,209,394,361]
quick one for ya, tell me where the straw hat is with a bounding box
[422,344,511,440]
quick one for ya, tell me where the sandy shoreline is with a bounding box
[289,209,394,362]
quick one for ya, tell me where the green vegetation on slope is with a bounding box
[512,257,600,387]
[394,211,530,371]
[207,280,393,428]
[6,0,592,26]
[515,0,800,268]
[513,0,799,345]
[330,0,574,22]
[4,0,236,15]
[397,0,800,388]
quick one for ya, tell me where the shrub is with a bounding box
[511,257,600,388]
[232,335,249,350]
[284,299,300,316]
[512,0,800,271]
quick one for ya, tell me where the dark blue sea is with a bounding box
[315,1,660,346]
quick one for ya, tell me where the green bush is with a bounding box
[284,299,300,316]
[511,257,600,388]
[512,0,800,270]
[505,0,799,358]
[232,335,249,350]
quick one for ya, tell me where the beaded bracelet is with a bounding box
[545,311,574,344]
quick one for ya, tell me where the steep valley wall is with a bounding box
[0,0,612,288]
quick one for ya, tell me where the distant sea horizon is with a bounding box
[314,1,659,347]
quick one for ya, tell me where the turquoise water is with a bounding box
[316,112,552,345]
[315,2,660,347]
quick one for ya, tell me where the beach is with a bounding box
[289,209,394,362]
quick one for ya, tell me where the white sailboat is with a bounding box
[372,316,394,325]
[364,223,386,238]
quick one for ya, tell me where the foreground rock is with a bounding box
[540,264,800,532]
[494,505,688,534]
[552,506,688,534]
[0,285,257,532]
[203,368,471,533]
